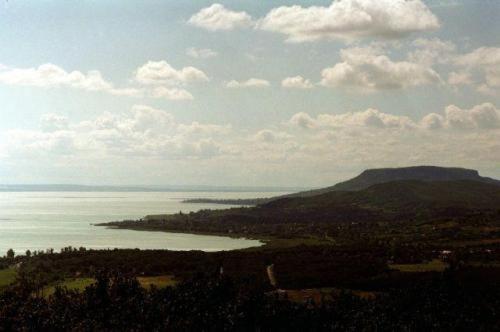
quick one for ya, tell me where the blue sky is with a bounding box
[0,0,499,186]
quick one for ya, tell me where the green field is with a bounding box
[41,275,177,297]
[42,278,96,297]
[0,268,17,290]
[137,275,177,289]
[389,259,448,272]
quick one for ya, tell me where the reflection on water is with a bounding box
[0,191,286,255]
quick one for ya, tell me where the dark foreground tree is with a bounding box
[1,271,500,331]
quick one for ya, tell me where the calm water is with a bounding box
[0,191,285,256]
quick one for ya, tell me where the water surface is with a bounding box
[0,191,286,255]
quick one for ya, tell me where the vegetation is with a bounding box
[99,180,500,246]
[389,259,448,273]
[182,166,500,205]
[2,167,500,329]
[41,278,96,297]
[1,270,500,330]
[0,268,17,291]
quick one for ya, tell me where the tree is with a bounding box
[25,249,32,258]
[6,248,15,259]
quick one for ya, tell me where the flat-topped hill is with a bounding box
[287,166,500,198]
[184,166,500,205]
[265,180,500,213]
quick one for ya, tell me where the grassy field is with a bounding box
[389,259,448,272]
[272,288,378,305]
[41,275,177,297]
[42,278,96,297]
[0,268,17,290]
[254,236,334,250]
[137,275,177,289]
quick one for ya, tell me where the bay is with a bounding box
[0,191,285,256]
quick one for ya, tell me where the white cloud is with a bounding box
[320,47,441,91]
[0,61,206,101]
[409,38,456,65]
[420,113,444,130]
[188,4,253,31]
[289,108,415,130]
[0,63,140,96]
[186,47,218,59]
[4,103,500,186]
[447,71,473,86]
[289,103,500,131]
[128,105,176,133]
[289,112,319,129]
[455,47,500,68]
[134,60,209,85]
[6,105,231,161]
[0,63,111,89]
[281,76,314,89]
[226,78,270,88]
[252,129,291,143]
[444,103,500,129]
[257,0,439,43]
[40,114,69,132]
[454,47,500,95]
[150,86,194,101]
[108,88,143,97]
[7,129,76,157]
[177,121,231,136]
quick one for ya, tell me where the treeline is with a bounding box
[182,198,270,205]
[99,206,500,248]
[10,246,389,290]
[1,272,500,331]
[100,180,500,241]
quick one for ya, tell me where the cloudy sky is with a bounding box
[0,0,499,186]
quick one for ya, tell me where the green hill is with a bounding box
[183,166,500,205]
[102,179,500,238]
[283,166,500,198]
[266,180,500,214]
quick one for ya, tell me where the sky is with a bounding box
[0,0,499,187]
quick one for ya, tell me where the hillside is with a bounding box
[283,166,500,198]
[265,180,500,213]
[183,166,500,205]
[100,180,500,239]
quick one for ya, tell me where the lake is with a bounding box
[0,191,287,256]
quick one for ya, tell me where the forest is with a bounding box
[2,170,500,330]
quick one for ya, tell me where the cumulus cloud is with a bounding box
[455,47,500,68]
[4,103,500,185]
[257,0,439,43]
[320,47,441,91]
[226,78,270,88]
[289,103,500,131]
[289,112,318,129]
[128,105,176,133]
[252,129,292,143]
[454,47,500,95]
[7,129,77,157]
[5,105,232,161]
[134,60,209,85]
[281,76,314,89]
[444,103,500,129]
[188,4,253,31]
[150,86,194,101]
[40,114,69,132]
[186,47,218,59]
[276,103,500,184]
[447,71,473,86]
[420,113,444,130]
[0,63,140,96]
[289,108,415,130]
[408,38,456,65]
